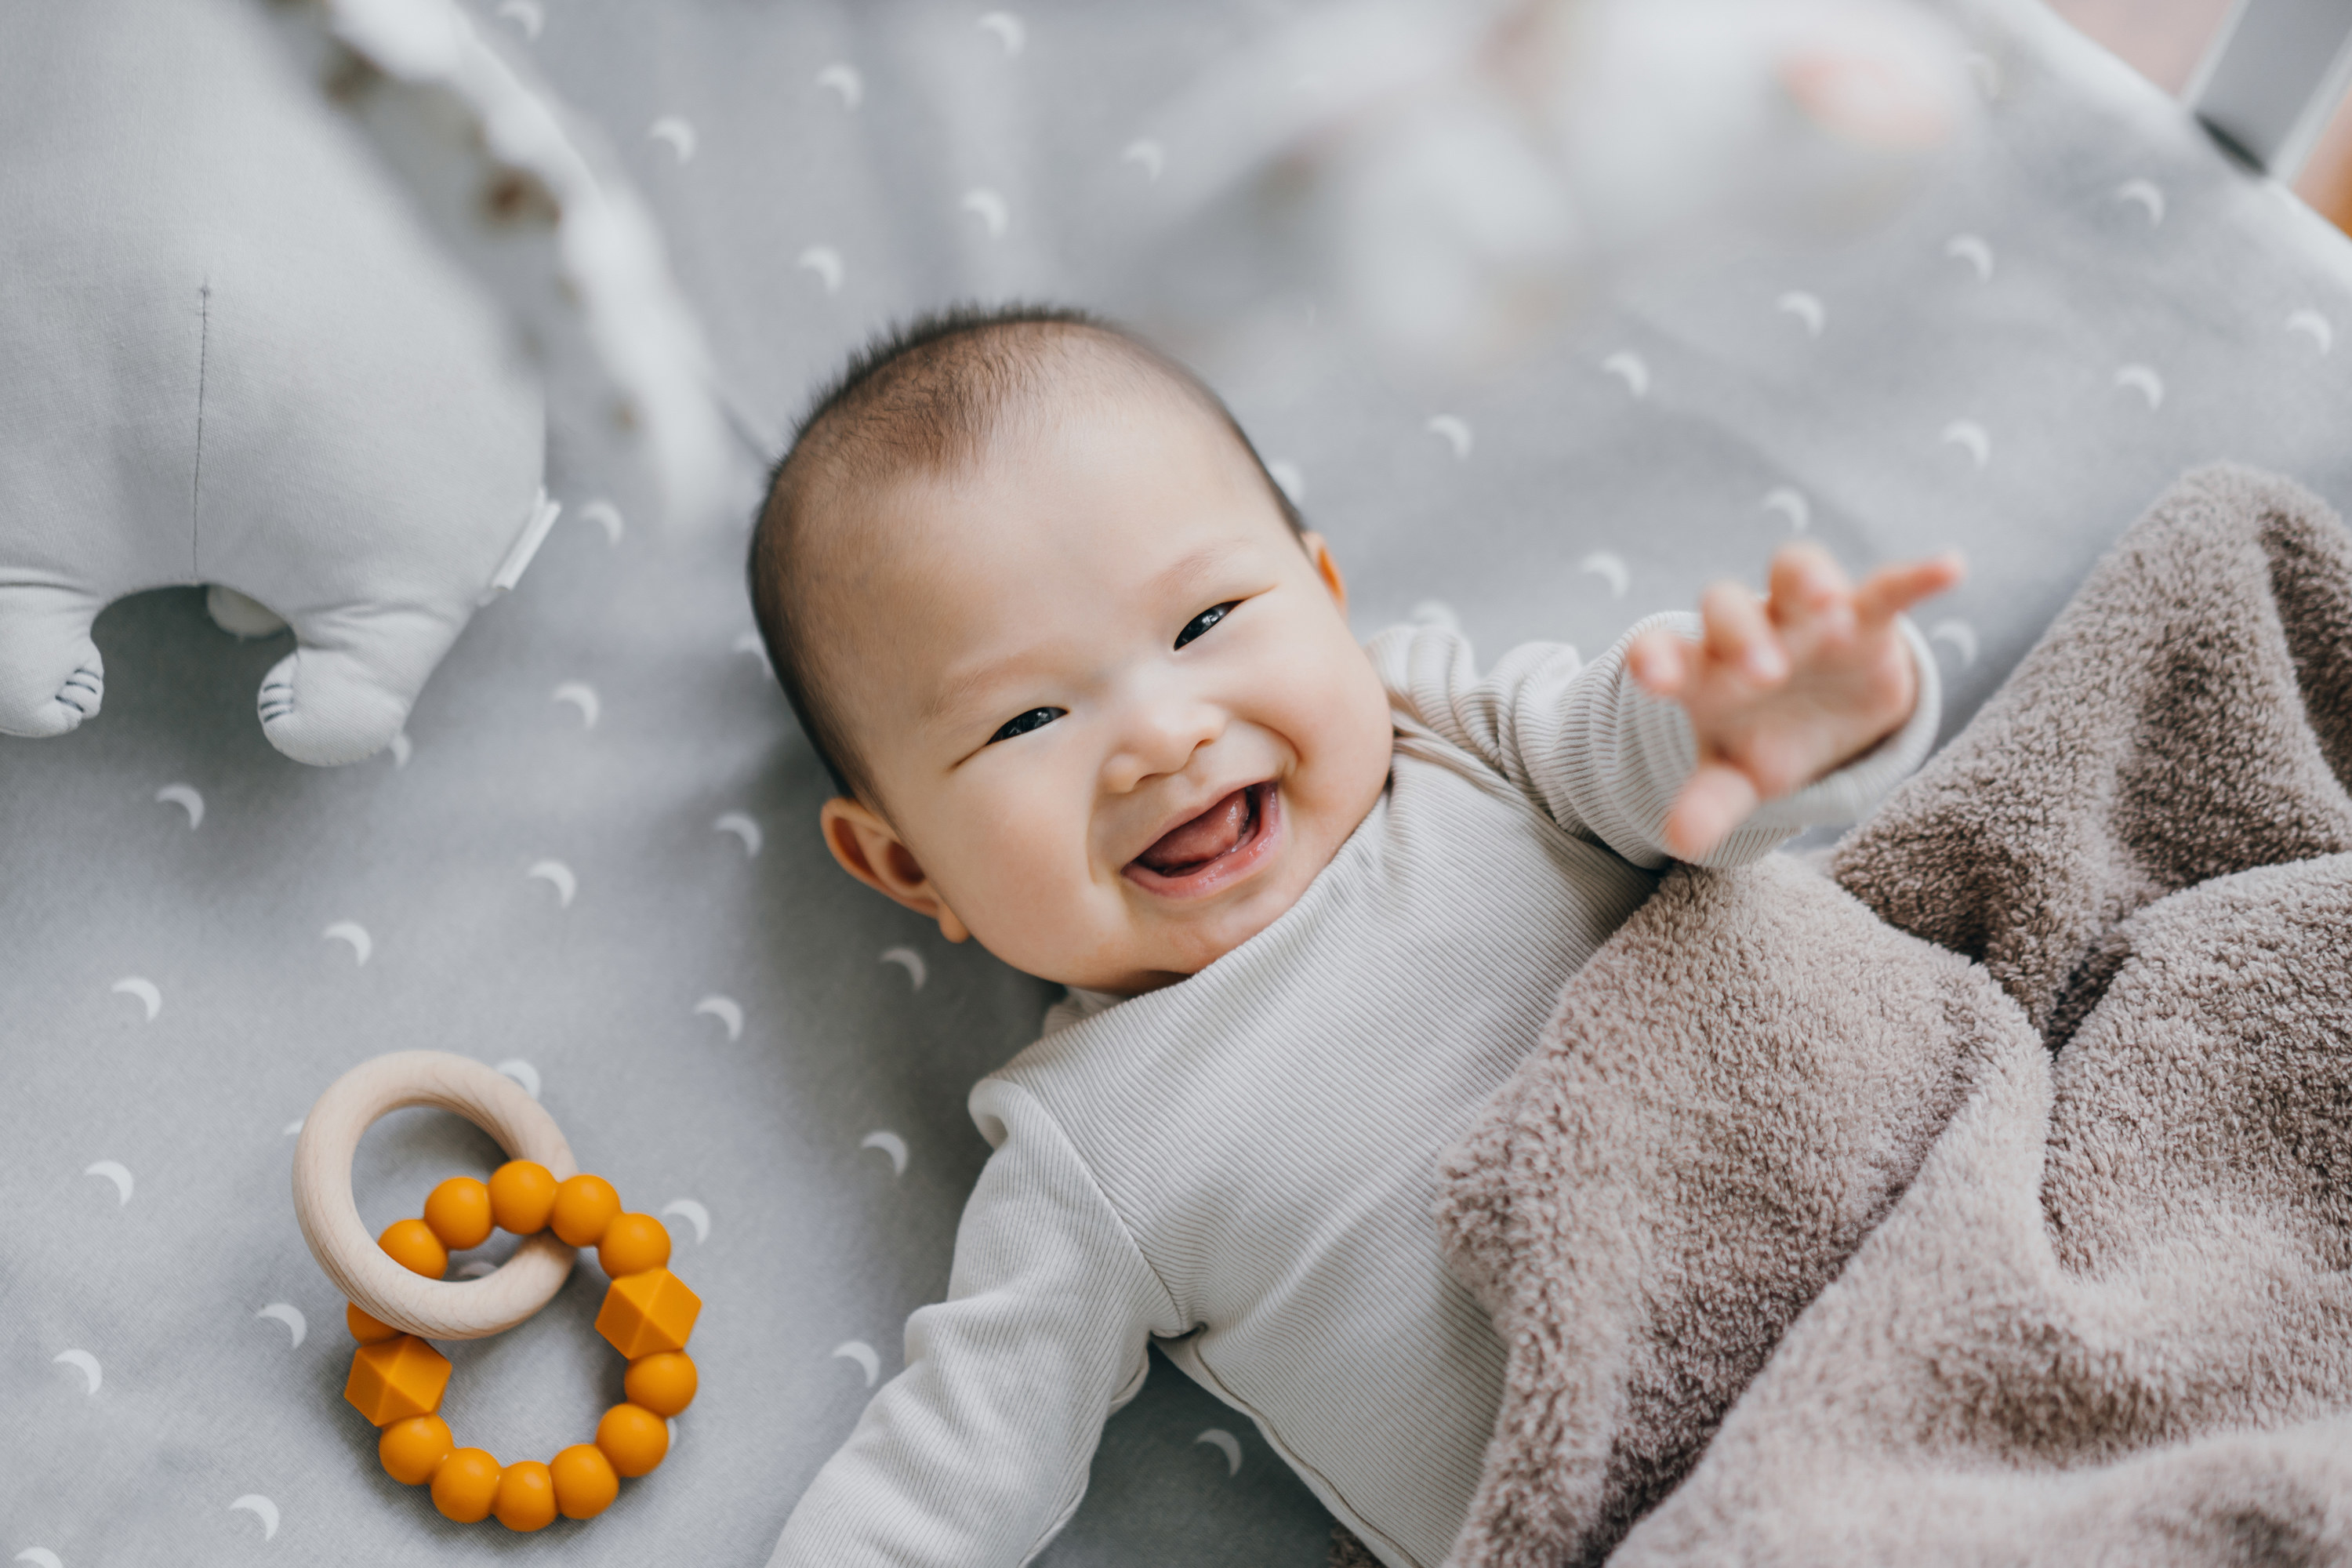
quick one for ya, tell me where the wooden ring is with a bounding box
[294,1051,578,1341]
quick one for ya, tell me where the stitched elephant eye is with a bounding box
[989,706,1065,744]
[1175,601,1239,650]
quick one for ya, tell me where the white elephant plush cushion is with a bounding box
[0,0,544,764]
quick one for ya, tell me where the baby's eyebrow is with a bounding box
[922,659,1021,728]
[1148,543,1234,597]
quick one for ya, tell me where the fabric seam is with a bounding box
[191,280,210,579]
[994,1080,1189,1334]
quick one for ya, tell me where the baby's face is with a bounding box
[818,385,1395,994]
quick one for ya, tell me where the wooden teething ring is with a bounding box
[293,1050,578,1340]
[295,1051,702,1529]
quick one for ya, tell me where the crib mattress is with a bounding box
[8,0,2352,1563]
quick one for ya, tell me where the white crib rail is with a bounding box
[2187,0,2352,179]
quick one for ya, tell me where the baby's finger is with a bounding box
[1700,582,1787,684]
[1766,542,1848,618]
[1854,552,1965,624]
[1766,542,1854,646]
[1663,761,1762,862]
[1628,627,1691,697]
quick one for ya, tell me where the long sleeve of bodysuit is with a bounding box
[768,1079,1185,1568]
[1369,612,1942,869]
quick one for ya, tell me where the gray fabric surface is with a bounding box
[1428,465,2352,1566]
[8,0,2352,1564]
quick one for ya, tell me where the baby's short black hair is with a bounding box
[748,302,1304,806]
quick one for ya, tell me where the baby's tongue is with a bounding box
[1138,789,1251,873]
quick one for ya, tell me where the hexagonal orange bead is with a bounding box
[344,1334,452,1427]
[594,1267,701,1359]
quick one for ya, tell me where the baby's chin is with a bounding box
[1078,824,1341,996]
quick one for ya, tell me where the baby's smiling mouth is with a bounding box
[1123,782,1282,898]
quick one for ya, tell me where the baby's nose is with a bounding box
[1101,698,1223,793]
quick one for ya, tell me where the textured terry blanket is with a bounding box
[1377,465,2352,1568]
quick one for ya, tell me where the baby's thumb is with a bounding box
[1663,763,1760,862]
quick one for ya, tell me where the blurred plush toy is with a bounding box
[0,0,725,766]
[263,0,731,530]
[1151,0,1976,368]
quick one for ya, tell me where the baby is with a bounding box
[751,306,1958,1568]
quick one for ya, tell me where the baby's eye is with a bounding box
[1175,601,1240,650]
[989,706,1065,744]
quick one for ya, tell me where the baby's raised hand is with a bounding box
[1627,543,1962,862]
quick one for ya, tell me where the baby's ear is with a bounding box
[1301,531,1348,615]
[818,798,970,942]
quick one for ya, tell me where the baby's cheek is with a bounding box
[1294,649,1396,791]
[956,826,1114,972]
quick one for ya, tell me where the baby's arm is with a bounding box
[1375,546,1947,869]
[769,1082,1183,1567]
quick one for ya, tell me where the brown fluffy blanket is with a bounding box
[1399,466,2352,1568]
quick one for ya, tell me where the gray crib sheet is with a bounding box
[9,0,2352,1563]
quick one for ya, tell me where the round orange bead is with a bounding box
[550,1443,619,1519]
[492,1459,557,1531]
[379,1218,448,1279]
[430,1447,503,1523]
[423,1177,494,1251]
[597,1212,671,1278]
[379,1414,454,1486]
[551,1174,622,1248]
[623,1351,696,1417]
[594,1402,670,1478]
[488,1160,558,1235]
[347,1301,401,1344]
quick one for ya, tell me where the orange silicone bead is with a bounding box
[595,1267,701,1359]
[347,1301,401,1344]
[551,1174,622,1248]
[624,1351,697,1417]
[344,1335,452,1426]
[492,1460,558,1532]
[597,1212,671,1278]
[379,1415,455,1486]
[550,1443,619,1519]
[488,1160,558,1235]
[594,1403,670,1478]
[430,1447,503,1523]
[423,1177,494,1251]
[378,1218,448,1279]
